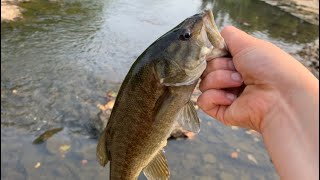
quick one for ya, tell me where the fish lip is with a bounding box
[201,10,229,59]
[202,10,215,28]
[202,10,220,46]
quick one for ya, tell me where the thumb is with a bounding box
[221,26,258,56]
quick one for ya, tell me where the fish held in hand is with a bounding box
[96,10,228,180]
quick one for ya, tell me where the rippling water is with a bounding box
[1,0,318,179]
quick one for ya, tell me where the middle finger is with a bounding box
[202,57,235,78]
[199,70,243,92]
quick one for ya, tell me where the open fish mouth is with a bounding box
[201,10,229,60]
[161,10,229,87]
[174,10,229,87]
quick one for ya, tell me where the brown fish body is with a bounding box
[105,49,197,179]
[109,73,196,179]
[97,10,228,180]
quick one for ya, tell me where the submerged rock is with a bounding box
[45,130,71,155]
[202,153,217,164]
[219,171,236,180]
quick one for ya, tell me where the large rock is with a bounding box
[259,0,319,25]
[1,3,21,22]
[1,0,31,22]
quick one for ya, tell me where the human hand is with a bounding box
[198,26,318,133]
[197,26,319,180]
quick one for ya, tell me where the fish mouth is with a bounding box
[201,10,229,60]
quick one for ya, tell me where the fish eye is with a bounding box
[179,30,192,41]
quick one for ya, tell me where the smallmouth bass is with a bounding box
[97,10,228,180]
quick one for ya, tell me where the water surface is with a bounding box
[1,0,318,179]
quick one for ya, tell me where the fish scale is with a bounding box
[96,10,228,180]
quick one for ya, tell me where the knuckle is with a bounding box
[212,60,220,70]
[212,59,228,70]
[213,71,226,84]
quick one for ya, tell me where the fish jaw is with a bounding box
[162,60,206,86]
[202,10,229,59]
[174,10,229,86]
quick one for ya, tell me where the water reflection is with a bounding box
[1,0,318,179]
[1,0,110,133]
[201,0,319,44]
[1,0,105,57]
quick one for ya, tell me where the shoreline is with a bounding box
[1,0,319,25]
[261,0,319,26]
[1,0,319,77]
[297,39,319,78]
[1,0,22,22]
[259,0,319,25]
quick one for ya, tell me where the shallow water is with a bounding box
[1,0,318,179]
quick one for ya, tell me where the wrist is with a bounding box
[261,82,319,180]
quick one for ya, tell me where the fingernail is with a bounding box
[226,93,236,101]
[228,60,235,69]
[231,72,242,82]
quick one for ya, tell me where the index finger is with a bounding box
[202,57,235,78]
[221,26,258,56]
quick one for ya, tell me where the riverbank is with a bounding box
[1,0,24,22]
[1,1,315,179]
[260,0,319,25]
[1,0,319,77]
[297,39,319,78]
[2,0,319,24]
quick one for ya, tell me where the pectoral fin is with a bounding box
[96,129,109,167]
[176,101,200,133]
[143,150,170,180]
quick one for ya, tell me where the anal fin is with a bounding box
[143,150,170,180]
[96,128,109,167]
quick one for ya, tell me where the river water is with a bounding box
[1,0,319,179]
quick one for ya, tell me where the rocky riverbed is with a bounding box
[297,39,319,78]
[2,0,316,179]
